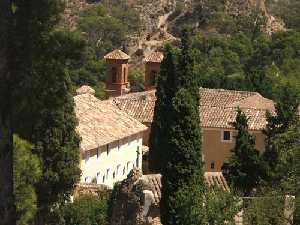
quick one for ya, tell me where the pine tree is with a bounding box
[267,121,300,224]
[223,108,262,196]
[14,32,83,225]
[263,83,299,181]
[13,135,41,225]
[6,1,84,224]
[149,44,177,172]
[160,28,205,225]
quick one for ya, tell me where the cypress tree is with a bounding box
[223,108,262,196]
[149,44,177,172]
[160,28,205,225]
[160,88,205,225]
[177,28,198,96]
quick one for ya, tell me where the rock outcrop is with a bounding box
[109,168,230,225]
[109,168,162,225]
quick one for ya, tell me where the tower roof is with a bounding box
[144,52,164,63]
[104,49,130,60]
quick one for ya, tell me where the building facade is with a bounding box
[112,88,275,172]
[74,85,147,188]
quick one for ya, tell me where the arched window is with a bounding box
[123,68,126,83]
[150,70,157,86]
[96,172,101,184]
[127,162,131,172]
[116,164,121,177]
[106,169,110,180]
[85,177,91,183]
[112,67,117,83]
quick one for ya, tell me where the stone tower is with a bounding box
[144,52,164,91]
[104,49,130,98]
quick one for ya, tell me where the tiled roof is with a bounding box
[74,88,147,152]
[104,49,130,60]
[204,172,230,191]
[112,88,275,130]
[141,172,229,205]
[144,52,164,63]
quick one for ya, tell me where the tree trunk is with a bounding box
[0,0,16,224]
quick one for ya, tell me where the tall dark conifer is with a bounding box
[160,28,205,225]
[223,108,262,196]
[7,1,84,224]
[0,0,16,224]
[149,44,177,172]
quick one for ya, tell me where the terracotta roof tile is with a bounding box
[141,172,229,205]
[112,88,275,130]
[104,49,130,60]
[144,52,164,63]
[74,88,147,151]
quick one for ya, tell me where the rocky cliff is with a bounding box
[62,0,284,55]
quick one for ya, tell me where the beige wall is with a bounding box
[143,127,266,172]
[202,128,265,172]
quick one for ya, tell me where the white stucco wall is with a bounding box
[80,133,143,188]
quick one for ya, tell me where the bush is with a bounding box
[62,194,109,225]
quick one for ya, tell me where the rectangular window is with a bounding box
[222,130,232,142]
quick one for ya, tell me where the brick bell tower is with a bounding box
[144,52,164,91]
[104,49,130,98]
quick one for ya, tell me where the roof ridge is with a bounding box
[199,87,259,95]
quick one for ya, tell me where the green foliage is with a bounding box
[13,29,83,225]
[204,187,241,225]
[13,135,41,225]
[191,30,300,101]
[69,2,140,98]
[267,0,300,31]
[128,68,144,92]
[223,109,262,196]
[149,44,178,173]
[243,194,285,225]
[160,30,205,224]
[160,88,205,225]
[62,194,110,225]
[265,122,300,224]
[263,83,300,181]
